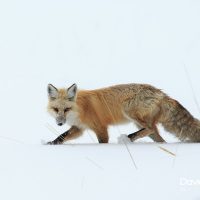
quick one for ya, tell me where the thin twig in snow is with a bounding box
[0,135,25,144]
[86,130,96,143]
[45,123,73,145]
[45,123,61,136]
[86,157,104,170]
[183,65,200,114]
[172,144,179,168]
[123,139,138,170]
[158,146,176,157]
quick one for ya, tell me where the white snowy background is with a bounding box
[0,0,200,199]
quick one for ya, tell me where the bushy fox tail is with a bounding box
[161,97,200,142]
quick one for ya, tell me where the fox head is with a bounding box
[47,83,78,126]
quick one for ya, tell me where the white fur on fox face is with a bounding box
[66,110,86,129]
[49,109,57,118]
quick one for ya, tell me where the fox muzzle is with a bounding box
[56,116,66,126]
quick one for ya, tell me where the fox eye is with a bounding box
[53,107,59,112]
[64,107,71,113]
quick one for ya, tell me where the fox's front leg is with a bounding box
[92,127,109,143]
[47,126,83,145]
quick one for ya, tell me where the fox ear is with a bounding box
[48,84,58,100]
[67,83,77,101]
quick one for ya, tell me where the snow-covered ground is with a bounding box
[0,143,200,200]
[0,0,200,199]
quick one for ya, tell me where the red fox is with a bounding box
[47,83,200,144]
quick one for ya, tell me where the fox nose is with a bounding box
[58,123,63,126]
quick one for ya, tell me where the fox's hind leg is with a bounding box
[128,123,166,142]
[129,124,165,142]
[149,131,165,142]
[128,128,154,141]
[128,128,145,140]
[125,115,165,142]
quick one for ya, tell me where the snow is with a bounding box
[0,144,200,200]
[118,134,133,144]
[0,0,200,199]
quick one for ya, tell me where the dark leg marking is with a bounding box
[47,126,80,145]
[128,128,145,140]
[98,138,108,143]
[47,130,70,145]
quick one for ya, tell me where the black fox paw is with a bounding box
[46,140,62,145]
[46,141,54,145]
[128,133,137,140]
